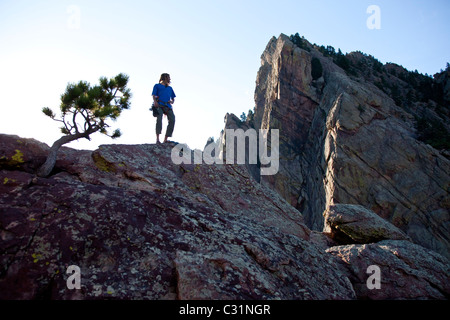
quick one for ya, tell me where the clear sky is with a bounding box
[1,0,449,150]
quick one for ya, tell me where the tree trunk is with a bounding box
[37,131,95,177]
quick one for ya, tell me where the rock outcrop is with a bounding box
[1,133,449,300]
[243,34,449,259]
[327,240,450,300]
[323,204,410,244]
[1,134,356,300]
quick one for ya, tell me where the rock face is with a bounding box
[327,240,450,300]
[1,134,358,300]
[246,34,450,259]
[1,133,449,300]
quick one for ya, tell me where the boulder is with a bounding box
[327,240,450,300]
[0,134,49,173]
[323,204,410,244]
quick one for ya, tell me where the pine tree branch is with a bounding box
[79,109,90,131]
[72,110,79,134]
[61,115,73,134]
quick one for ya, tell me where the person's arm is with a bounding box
[153,95,159,107]
[152,84,159,106]
[170,88,176,105]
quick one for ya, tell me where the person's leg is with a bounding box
[155,107,163,143]
[164,107,175,141]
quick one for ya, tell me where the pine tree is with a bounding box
[37,73,131,177]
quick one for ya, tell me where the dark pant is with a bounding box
[156,105,175,137]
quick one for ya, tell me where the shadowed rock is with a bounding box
[327,240,450,300]
[323,204,410,244]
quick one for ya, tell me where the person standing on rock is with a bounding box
[152,73,176,143]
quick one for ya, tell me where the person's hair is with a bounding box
[159,73,171,86]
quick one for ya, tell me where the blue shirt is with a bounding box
[152,83,176,104]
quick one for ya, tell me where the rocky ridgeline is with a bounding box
[0,34,449,300]
[240,34,450,259]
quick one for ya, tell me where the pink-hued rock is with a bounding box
[0,134,357,300]
[327,240,450,300]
